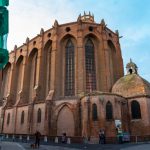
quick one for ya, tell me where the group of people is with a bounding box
[33,130,106,148]
[83,129,106,144]
[33,131,67,148]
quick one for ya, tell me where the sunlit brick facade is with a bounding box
[0,13,150,142]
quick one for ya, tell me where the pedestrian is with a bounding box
[83,136,88,149]
[99,129,106,144]
[101,129,106,144]
[35,130,41,148]
[99,130,102,144]
[61,133,67,143]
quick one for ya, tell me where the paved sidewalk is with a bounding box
[1,141,150,150]
[21,142,150,150]
[21,143,80,150]
[121,144,150,150]
[0,142,25,150]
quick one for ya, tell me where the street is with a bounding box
[0,141,150,150]
[0,142,25,150]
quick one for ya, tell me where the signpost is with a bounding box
[115,120,123,143]
[0,0,9,70]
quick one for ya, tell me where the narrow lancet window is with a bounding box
[85,39,96,92]
[65,39,75,96]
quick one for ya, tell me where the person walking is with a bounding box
[99,130,102,144]
[99,129,106,144]
[35,131,41,148]
[61,133,67,144]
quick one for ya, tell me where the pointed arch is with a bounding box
[131,100,141,119]
[1,62,11,98]
[85,38,96,92]
[37,108,42,123]
[15,55,24,101]
[21,111,25,124]
[27,48,38,102]
[108,40,117,83]
[42,40,52,99]
[59,34,76,97]
[65,39,75,96]
[57,105,75,136]
[92,103,98,121]
[106,101,113,120]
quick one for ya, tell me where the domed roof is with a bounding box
[112,74,150,98]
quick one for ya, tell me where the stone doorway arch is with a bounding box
[57,106,75,136]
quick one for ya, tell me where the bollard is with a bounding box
[19,135,22,140]
[12,135,15,141]
[55,137,58,143]
[136,136,138,143]
[44,136,48,142]
[67,138,71,144]
[27,135,30,141]
[6,134,8,139]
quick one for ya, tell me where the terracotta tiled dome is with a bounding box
[112,74,150,98]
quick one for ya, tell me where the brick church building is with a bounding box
[0,13,150,141]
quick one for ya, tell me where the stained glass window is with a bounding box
[92,103,98,121]
[106,101,113,120]
[131,100,141,119]
[65,39,75,96]
[85,39,96,92]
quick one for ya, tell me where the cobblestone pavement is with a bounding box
[121,144,150,150]
[21,142,150,150]
[22,143,80,150]
[1,142,150,150]
[0,142,25,150]
[21,143,150,150]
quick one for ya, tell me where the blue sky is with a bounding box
[8,0,150,81]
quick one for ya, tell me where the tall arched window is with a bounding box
[1,63,11,98]
[28,49,38,102]
[65,39,75,96]
[15,56,23,101]
[85,38,96,92]
[131,100,141,119]
[21,111,25,124]
[92,103,98,121]
[37,108,41,123]
[108,40,117,83]
[33,53,38,87]
[7,113,10,125]
[42,40,52,99]
[106,101,113,120]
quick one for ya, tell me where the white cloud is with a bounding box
[122,25,150,43]
[7,0,78,50]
